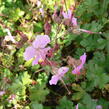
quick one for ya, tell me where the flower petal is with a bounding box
[32,35,50,48]
[72,17,77,26]
[49,67,69,85]
[67,10,72,19]
[24,46,36,61]
[49,75,59,85]
[76,104,78,109]
[72,53,86,74]
[58,67,69,75]
[96,105,102,109]
[62,10,72,19]
[32,56,40,65]
[62,12,68,19]
[32,50,43,65]
[42,47,50,57]
[72,65,82,74]
[80,53,87,65]
[32,47,50,66]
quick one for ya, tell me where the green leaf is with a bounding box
[37,72,48,85]
[64,33,78,46]
[93,52,105,65]
[4,8,25,21]
[56,96,74,109]
[2,54,14,68]
[86,62,109,89]
[24,59,33,67]
[0,27,6,36]
[9,80,26,98]
[72,91,84,101]
[97,98,109,109]
[72,84,83,92]
[80,35,106,52]
[31,64,40,72]
[21,72,31,85]
[80,93,97,109]
[29,84,49,102]
[72,84,85,101]
[30,101,43,109]
[33,22,43,33]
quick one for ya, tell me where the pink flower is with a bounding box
[24,35,50,65]
[96,105,102,109]
[49,67,69,85]
[0,91,5,96]
[72,17,77,26]
[62,10,72,19]
[72,53,87,74]
[62,10,78,26]
[62,10,102,34]
[76,104,78,109]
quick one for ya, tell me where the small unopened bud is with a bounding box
[44,22,51,35]
[52,10,62,24]
[31,80,38,85]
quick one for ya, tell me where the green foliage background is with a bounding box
[0,0,109,109]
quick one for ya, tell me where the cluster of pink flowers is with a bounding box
[62,9,101,34]
[23,10,101,85]
[24,35,87,85]
[62,9,77,26]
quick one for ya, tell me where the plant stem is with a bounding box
[60,78,71,95]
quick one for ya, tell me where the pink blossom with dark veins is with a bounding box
[44,21,51,35]
[62,10,101,34]
[24,35,50,65]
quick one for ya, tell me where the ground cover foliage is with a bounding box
[0,0,109,109]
